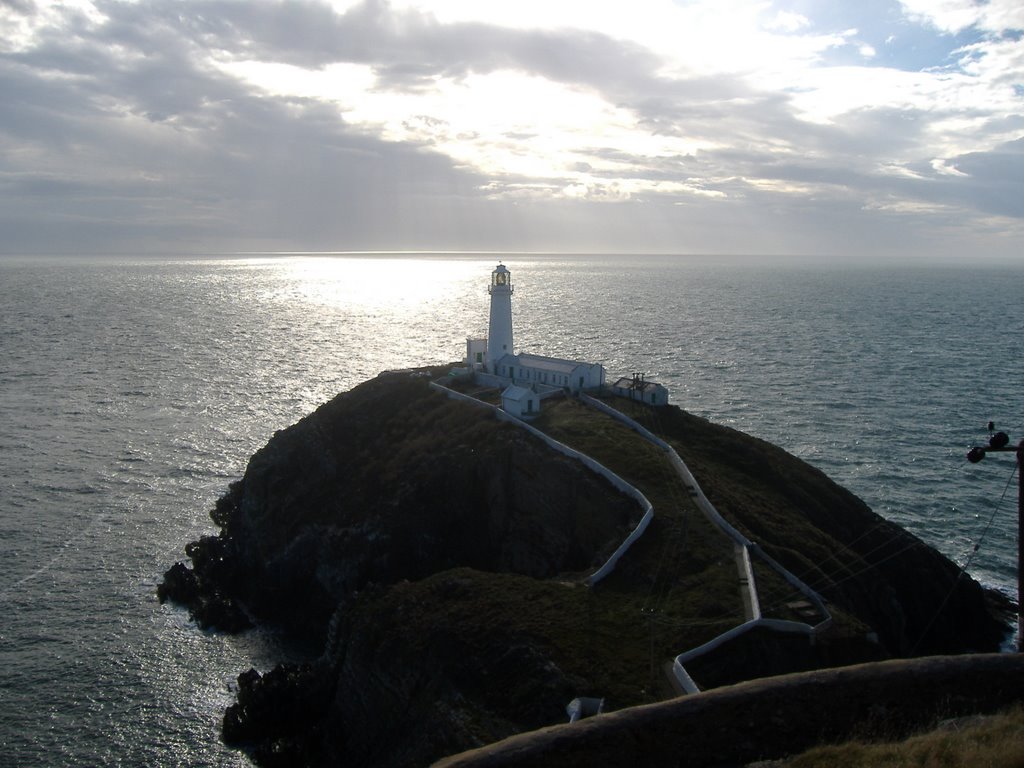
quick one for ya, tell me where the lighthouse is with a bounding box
[486,263,514,373]
[462,262,609,398]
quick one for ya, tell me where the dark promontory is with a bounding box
[159,367,1010,767]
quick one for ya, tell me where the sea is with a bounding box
[1,253,1022,766]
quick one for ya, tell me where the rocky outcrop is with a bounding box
[222,663,333,766]
[158,368,1010,766]
[159,368,644,764]
[614,402,1010,657]
[161,368,640,639]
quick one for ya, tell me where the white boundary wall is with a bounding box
[581,394,833,693]
[740,545,761,621]
[429,380,833,695]
[430,381,653,584]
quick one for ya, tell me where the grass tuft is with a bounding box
[780,706,1024,768]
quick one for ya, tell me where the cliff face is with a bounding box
[624,403,1008,657]
[160,368,646,765]
[180,368,640,639]
[159,368,1009,767]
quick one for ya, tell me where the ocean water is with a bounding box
[1,253,1021,765]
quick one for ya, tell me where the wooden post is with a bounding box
[966,432,1023,650]
[1017,440,1023,651]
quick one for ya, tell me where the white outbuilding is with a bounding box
[494,352,604,393]
[500,385,539,418]
[611,373,669,406]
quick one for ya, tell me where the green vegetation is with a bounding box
[357,392,845,707]
[340,390,759,709]
[780,706,1024,768]
[531,397,743,698]
[180,371,1010,767]
[596,395,1007,656]
[348,568,668,708]
[327,382,875,711]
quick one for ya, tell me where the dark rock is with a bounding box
[158,369,1010,767]
[156,561,197,605]
[158,548,251,632]
[620,402,1010,655]
[163,368,640,639]
[223,663,334,766]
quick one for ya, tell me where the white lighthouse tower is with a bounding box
[486,263,514,373]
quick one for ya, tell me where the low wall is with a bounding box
[470,372,505,390]
[579,394,833,691]
[583,507,654,585]
[750,543,832,623]
[435,384,832,692]
[739,545,760,620]
[430,381,654,584]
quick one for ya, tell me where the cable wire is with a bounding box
[909,456,1018,654]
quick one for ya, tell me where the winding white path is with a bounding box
[432,376,833,696]
[580,394,832,693]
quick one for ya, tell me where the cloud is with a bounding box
[940,137,1024,217]
[765,10,810,33]
[898,0,1024,35]
[0,0,1021,258]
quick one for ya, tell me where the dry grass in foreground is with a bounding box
[775,705,1024,768]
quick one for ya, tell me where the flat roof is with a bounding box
[501,385,534,401]
[613,376,666,391]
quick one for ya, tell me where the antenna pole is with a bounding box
[1018,440,1023,651]
[967,430,1024,651]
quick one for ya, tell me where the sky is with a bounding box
[1,0,1022,259]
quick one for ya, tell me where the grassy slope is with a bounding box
[347,392,748,711]
[531,396,742,700]
[370,384,1012,765]
[430,394,877,706]
[527,396,1019,765]
[780,706,1024,768]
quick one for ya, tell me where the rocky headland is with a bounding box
[158,367,1012,767]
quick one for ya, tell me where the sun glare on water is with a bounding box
[269,257,486,316]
